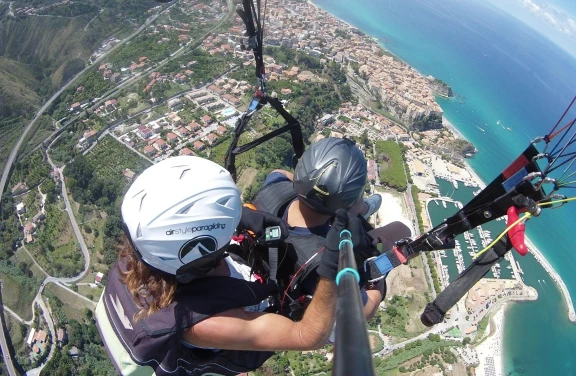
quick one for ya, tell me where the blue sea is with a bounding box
[311,0,576,374]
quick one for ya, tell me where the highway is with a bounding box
[0,6,173,375]
[0,8,167,202]
[0,287,17,376]
[0,1,237,373]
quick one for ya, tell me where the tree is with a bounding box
[463,336,471,345]
[361,130,369,148]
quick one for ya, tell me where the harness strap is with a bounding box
[268,247,279,282]
[224,96,304,181]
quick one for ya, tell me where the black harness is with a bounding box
[99,255,276,376]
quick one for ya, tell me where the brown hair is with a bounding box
[118,234,178,321]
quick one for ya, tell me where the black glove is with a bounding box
[317,209,349,281]
[317,210,381,281]
[237,206,289,241]
[348,215,380,268]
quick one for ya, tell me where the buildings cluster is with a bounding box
[465,279,523,315]
[26,327,67,356]
[119,95,233,161]
[15,201,46,245]
[223,0,442,124]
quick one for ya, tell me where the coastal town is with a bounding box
[1,0,575,375]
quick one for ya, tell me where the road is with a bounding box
[0,1,237,373]
[398,151,437,299]
[0,3,169,211]
[0,7,173,375]
[0,286,17,376]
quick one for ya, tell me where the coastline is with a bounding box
[303,1,576,373]
[444,115,576,323]
[314,0,576,326]
[475,304,506,376]
[525,238,576,322]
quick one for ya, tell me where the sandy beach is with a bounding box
[475,305,506,376]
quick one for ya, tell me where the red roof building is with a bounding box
[201,115,212,126]
[179,147,194,156]
[176,126,189,137]
[83,130,98,141]
[144,145,156,156]
[154,139,167,150]
[367,159,376,182]
[207,133,218,145]
[187,121,201,131]
[193,141,205,151]
[216,126,227,135]
[166,132,179,142]
[24,223,36,235]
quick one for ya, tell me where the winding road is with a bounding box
[0,5,174,375]
[0,1,237,374]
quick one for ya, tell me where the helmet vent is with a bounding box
[179,168,191,179]
[136,224,142,238]
[158,255,178,261]
[177,202,196,214]
[216,196,233,207]
[139,193,147,211]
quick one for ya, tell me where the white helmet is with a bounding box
[121,156,241,282]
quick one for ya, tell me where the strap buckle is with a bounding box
[364,254,393,283]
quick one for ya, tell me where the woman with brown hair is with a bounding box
[96,155,368,376]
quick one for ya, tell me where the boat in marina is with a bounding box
[453,179,459,189]
[491,263,501,278]
[455,243,466,274]
[442,200,447,208]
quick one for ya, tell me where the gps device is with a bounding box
[264,226,282,243]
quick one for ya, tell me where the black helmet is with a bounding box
[293,137,367,214]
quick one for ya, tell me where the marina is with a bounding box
[426,178,514,284]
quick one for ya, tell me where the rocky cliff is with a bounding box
[427,76,454,98]
[376,89,444,131]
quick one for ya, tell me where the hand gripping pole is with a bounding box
[332,230,375,376]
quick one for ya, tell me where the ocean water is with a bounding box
[311,0,576,374]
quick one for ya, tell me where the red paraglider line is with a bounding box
[546,96,576,141]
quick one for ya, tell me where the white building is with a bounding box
[26,328,36,347]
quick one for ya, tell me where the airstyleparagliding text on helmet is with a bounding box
[166,223,226,236]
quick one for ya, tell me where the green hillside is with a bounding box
[0,0,160,171]
[0,58,40,173]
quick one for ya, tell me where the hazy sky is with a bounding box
[484,0,576,59]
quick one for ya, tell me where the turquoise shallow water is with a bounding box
[311,0,576,374]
